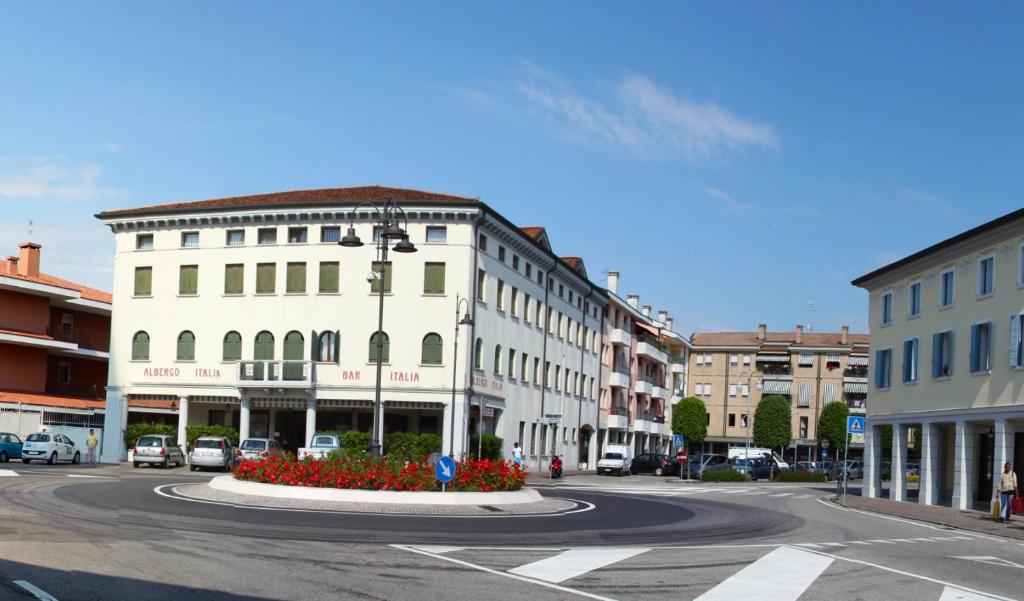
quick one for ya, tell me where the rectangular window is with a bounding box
[521,354,528,382]
[286,262,306,293]
[371,261,393,294]
[224,229,244,246]
[523,294,531,321]
[423,262,446,294]
[875,348,892,389]
[498,246,506,262]
[727,414,735,427]
[224,264,244,295]
[940,269,955,308]
[558,284,564,298]
[881,291,893,325]
[533,358,540,385]
[932,331,953,378]
[256,263,276,294]
[902,338,919,383]
[558,313,564,338]
[538,271,543,286]
[510,287,519,316]
[696,354,704,366]
[58,361,71,385]
[740,414,748,428]
[1012,314,1024,368]
[705,354,713,366]
[536,300,543,327]
[319,262,339,293]
[258,228,277,245]
[508,349,516,379]
[799,417,808,439]
[546,307,554,333]
[744,354,751,366]
[287,227,307,244]
[742,384,750,397]
[136,234,153,250]
[134,266,152,296]
[179,265,198,295]
[729,384,737,397]
[970,321,992,373]
[909,281,922,317]
[555,366,561,391]
[477,269,486,301]
[512,255,520,270]
[320,226,340,243]
[730,354,738,366]
[705,383,712,397]
[545,361,552,387]
[497,280,505,310]
[425,226,447,243]
[978,256,995,297]
[181,231,199,248]
[479,234,488,252]
[525,263,532,279]
[569,291,574,304]
[372,226,383,243]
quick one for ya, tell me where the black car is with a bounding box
[732,457,778,481]
[630,453,675,476]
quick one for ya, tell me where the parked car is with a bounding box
[690,453,731,478]
[0,432,23,463]
[190,437,236,472]
[597,444,632,476]
[732,457,778,481]
[132,435,185,469]
[906,462,920,477]
[237,438,284,461]
[21,432,79,465]
[298,432,342,460]
[795,461,829,476]
[630,453,674,476]
[844,460,864,480]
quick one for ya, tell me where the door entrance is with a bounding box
[274,410,307,454]
[976,430,995,504]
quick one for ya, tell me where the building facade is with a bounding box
[853,208,1024,510]
[95,186,606,470]
[688,324,868,462]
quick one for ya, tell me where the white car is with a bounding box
[21,432,80,465]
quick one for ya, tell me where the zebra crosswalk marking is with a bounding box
[693,546,833,601]
[508,548,649,583]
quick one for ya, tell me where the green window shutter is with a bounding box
[370,332,390,362]
[254,332,274,359]
[223,332,241,361]
[134,267,152,296]
[179,265,198,295]
[422,333,443,364]
[177,332,195,360]
[224,264,244,294]
[257,263,276,294]
[319,262,339,293]
[424,263,445,294]
[287,262,306,293]
[132,332,149,360]
[371,262,393,294]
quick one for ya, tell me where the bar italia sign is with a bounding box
[141,367,425,382]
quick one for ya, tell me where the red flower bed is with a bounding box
[232,455,527,492]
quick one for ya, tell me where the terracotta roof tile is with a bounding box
[96,185,478,219]
[0,389,104,411]
[691,330,869,348]
[520,226,545,240]
[128,399,177,410]
[0,327,53,340]
[560,256,582,269]
[0,271,112,304]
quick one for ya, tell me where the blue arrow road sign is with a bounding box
[673,434,684,448]
[847,416,865,435]
[435,455,456,484]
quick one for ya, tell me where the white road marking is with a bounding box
[0,470,19,477]
[793,494,813,499]
[849,540,873,545]
[938,586,1003,600]
[693,546,832,601]
[413,545,463,554]
[13,580,59,601]
[769,493,793,497]
[66,474,115,479]
[508,548,649,583]
[868,539,897,544]
[952,556,1024,569]
[794,543,824,549]
[815,498,1010,542]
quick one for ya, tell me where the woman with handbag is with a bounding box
[998,462,1019,523]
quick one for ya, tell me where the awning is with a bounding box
[636,322,660,336]
[797,383,812,407]
[798,353,814,367]
[847,356,869,366]
[756,354,791,363]
[844,382,868,394]
[825,352,841,364]
[761,379,793,395]
[823,383,838,403]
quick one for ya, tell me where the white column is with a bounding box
[304,395,317,449]
[99,390,126,464]
[176,396,189,448]
[919,422,939,505]
[889,424,908,501]
[864,422,882,498]
[239,397,251,443]
[994,418,1015,500]
[952,420,975,511]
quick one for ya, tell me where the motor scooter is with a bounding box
[550,454,563,479]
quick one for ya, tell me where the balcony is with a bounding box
[45,383,104,400]
[609,328,632,347]
[634,416,651,433]
[652,385,669,400]
[671,358,686,374]
[634,379,654,396]
[604,406,630,430]
[46,326,108,353]
[636,341,669,365]
[238,360,315,388]
[608,371,630,389]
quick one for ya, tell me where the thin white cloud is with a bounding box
[514,63,778,159]
[699,185,819,218]
[0,156,128,202]
[892,186,954,217]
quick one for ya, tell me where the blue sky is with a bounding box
[1,2,1021,335]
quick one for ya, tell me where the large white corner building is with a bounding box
[96,186,607,470]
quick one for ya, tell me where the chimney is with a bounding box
[627,294,639,309]
[3,256,17,275]
[642,304,652,318]
[666,317,674,331]
[841,325,849,345]
[607,270,620,295]
[17,243,40,277]
[795,324,803,344]
[658,310,668,323]
[757,323,767,341]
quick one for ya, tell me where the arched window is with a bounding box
[369,331,390,363]
[177,331,195,361]
[493,344,502,375]
[132,331,150,361]
[223,331,242,361]
[421,333,443,365]
[254,331,275,360]
[474,338,483,369]
[318,331,339,363]
[283,331,304,380]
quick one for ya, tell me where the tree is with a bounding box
[818,401,850,453]
[753,395,791,449]
[672,396,707,446]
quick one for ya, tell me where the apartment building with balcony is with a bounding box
[853,208,1024,510]
[0,242,111,445]
[95,186,606,469]
[688,324,868,462]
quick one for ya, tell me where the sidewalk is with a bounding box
[839,494,1024,540]
[526,469,595,483]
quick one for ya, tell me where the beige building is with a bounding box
[853,208,1024,510]
[688,324,868,462]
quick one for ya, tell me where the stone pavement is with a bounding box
[840,493,1024,540]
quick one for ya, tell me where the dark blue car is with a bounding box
[0,432,23,462]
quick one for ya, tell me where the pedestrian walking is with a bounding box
[85,429,99,464]
[998,462,1018,523]
[512,442,523,467]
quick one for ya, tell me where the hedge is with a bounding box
[341,431,371,456]
[124,422,177,447]
[385,432,442,462]
[469,434,504,460]
[777,470,828,483]
[701,470,749,482]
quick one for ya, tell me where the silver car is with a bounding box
[237,438,283,461]
[133,435,185,469]
[189,437,236,472]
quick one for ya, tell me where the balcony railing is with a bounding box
[238,360,315,388]
[671,357,686,374]
[46,326,107,351]
[45,383,104,400]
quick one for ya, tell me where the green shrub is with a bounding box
[778,470,828,483]
[341,430,372,457]
[185,425,239,447]
[701,470,749,482]
[469,433,503,460]
[125,422,177,447]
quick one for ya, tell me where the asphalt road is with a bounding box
[0,463,1021,601]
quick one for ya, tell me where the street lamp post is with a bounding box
[736,371,760,464]
[449,295,473,458]
[338,198,417,457]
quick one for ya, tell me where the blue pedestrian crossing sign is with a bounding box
[435,455,456,483]
[847,416,865,435]
[673,434,684,448]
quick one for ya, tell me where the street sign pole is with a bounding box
[843,429,850,506]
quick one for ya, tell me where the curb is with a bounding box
[208,476,544,506]
[828,496,1024,539]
